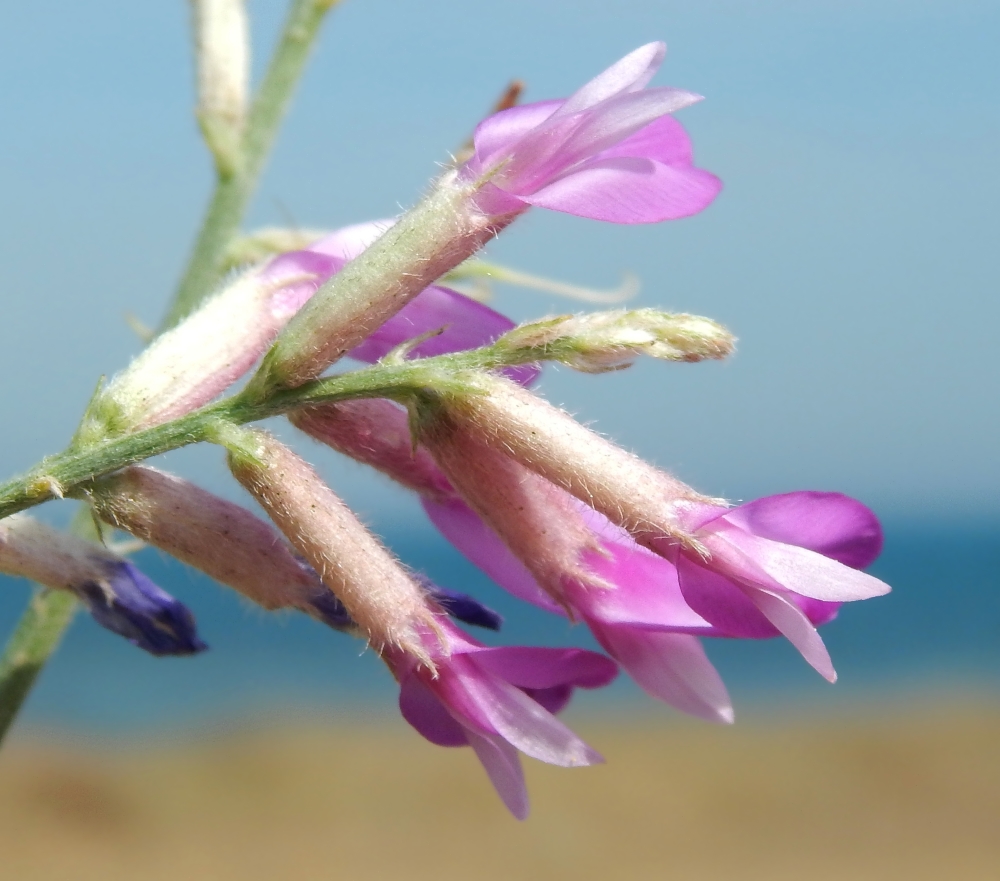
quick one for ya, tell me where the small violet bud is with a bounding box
[0,514,204,656]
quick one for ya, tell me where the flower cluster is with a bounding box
[1,43,889,818]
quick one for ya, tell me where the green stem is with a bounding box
[0,341,537,523]
[0,591,78,745]
[0,0,338,747]
[0,509,101,745]
[161,0,339,331]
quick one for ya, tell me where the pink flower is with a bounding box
[666,492,885,682]
[459,42,722,223]
[382,618,616,819]
[422,492,735,723]
[413,376,890,690]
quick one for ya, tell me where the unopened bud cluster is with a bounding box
[500,308,735,372]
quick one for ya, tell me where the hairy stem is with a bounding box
[161,0,339,331]
[0,340,540,523]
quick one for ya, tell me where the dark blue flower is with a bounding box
[77,560,207,656]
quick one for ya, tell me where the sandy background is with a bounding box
[1,698,997,881]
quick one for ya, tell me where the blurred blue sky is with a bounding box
[1,0,997,526]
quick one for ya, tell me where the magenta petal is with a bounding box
[576,538,717,634]
[707,524,890,602]
[308,219,395,261]
[471,100,562,168]
[747,588,837,682]
[460,666,603,767]
[472,646,618,691]
[347,285,538,384]
[722,491,884,569]
[548,87,704,172]
[556,42,666,117]
[398,675,469,747]
[421,497,563,614]
[464,728,529,820]
[522,684,573,715]
[676,553,780,638]
[592,623,733,724]
[263,250,342,317]
[599,114,694,165]
[525,157,722,223]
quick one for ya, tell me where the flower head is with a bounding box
[384,618,616,819]
[459,42,722,223]
[413,377,890,684]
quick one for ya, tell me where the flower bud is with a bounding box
[191,0,250,174]
[89,466,326,614]
[290,398,453,500]
[85,252,336,439]
[222,427,442,665]
[502,309,734,372]
[0,514,204,655]
[415,375,715,555]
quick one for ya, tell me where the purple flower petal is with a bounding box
[556,42,666,117]
[398,675,470,747]
[538,87,704,176]
[347,285,539,385]
[524,156,722,223]
[676,552,782,638]
[263,249,342,317]
[308,219,395,260]
[79,561,207,656]
[471,100,562,169]
[421,497,563,614]
[721,491,884,569]
[456,662,604,767]
[472,646,618,691]
[463,728,529,820]
[705,522,890,602]
[599,114,695,165]
[591,622,733,724]
[576,537,717,633]
[746,588,837,682]
[522,684,573,716]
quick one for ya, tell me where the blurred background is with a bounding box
[0,0,997,877]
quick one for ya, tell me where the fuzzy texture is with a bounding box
[91,218,521,437]
[89,465,501,634]
[0,514,204,655]
[259,182,518,389]
[383,617,616,819]
[92,254,334,435]
[291,399,454,502]
[417,381,889,683]
[225,429,441,665]
[420,375,715,554]
[458,42,721,223]
[90,466,327,613]
[502,309,734,373]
